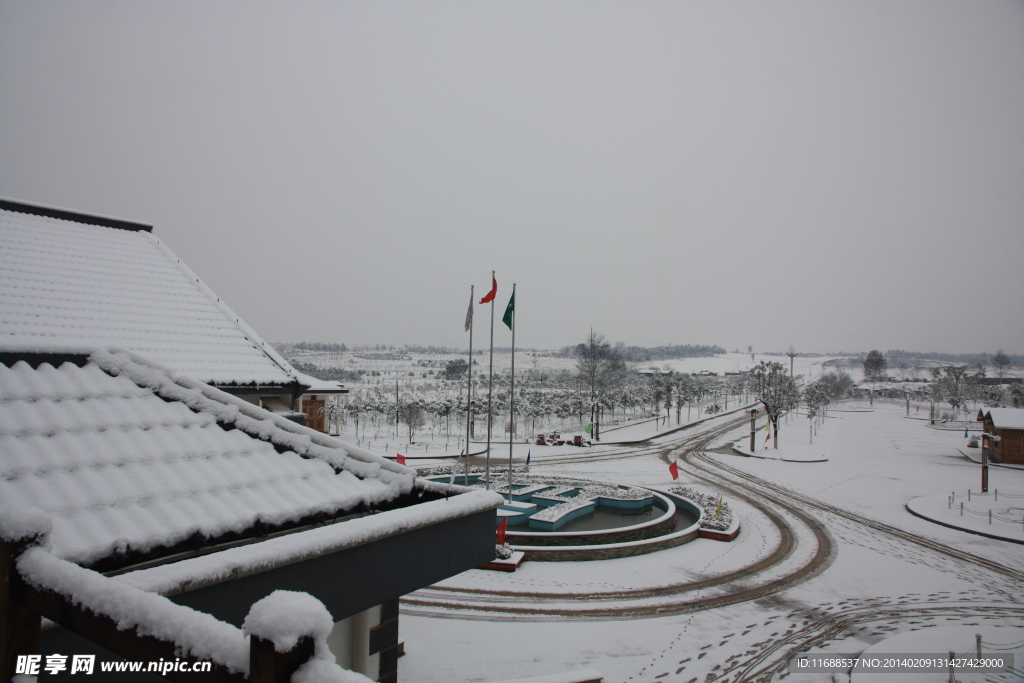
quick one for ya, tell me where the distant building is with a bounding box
[976,408,1024,464]
[295,371,350,433]
[977,377,1023,386]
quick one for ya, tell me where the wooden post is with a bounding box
[249,635,315,683]
[981,434,990,493]
[1,537,41,682]
[370,599,401,683]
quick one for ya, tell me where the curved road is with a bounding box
[402,412,835,620]
[404,408,1024,680]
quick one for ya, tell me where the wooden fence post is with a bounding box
[248,635,316,683]
[244,591,335,683]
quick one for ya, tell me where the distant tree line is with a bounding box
[553,343,725,361]
[294,342,348,352]
[291,361,365,382]
[402,345,462,354]
[885,349,1022,367]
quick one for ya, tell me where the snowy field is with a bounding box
[396,400,1024,683]
[283,349,839,387]
[289,350,838,457]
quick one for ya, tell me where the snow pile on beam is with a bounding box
[17,546,249,675]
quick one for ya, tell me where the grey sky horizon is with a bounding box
[2,1,1023,355]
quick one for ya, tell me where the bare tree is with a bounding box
[993,349,1011,379]
[399,404,426,442]
[749,361,800,448]
[575,331,628,409]
[931,365,985,418]
[863,350,888,405]
[818,371,855,401]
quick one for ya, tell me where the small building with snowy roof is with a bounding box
[294,371,349,434]
[976,407,1024,464]
[0,347,501,682]
[0,198,308,422]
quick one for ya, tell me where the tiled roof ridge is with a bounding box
[0,197,152,232]
[88,348,413,487]
[142,235,302,386]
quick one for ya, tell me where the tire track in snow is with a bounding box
[402,414,835,621]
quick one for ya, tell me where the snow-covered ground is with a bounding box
[285,349,837,386]
[399,400,1024,683]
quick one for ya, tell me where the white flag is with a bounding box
[465,292,474,331]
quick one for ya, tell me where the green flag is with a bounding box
[585,423,594,434]
[502,291,515,330]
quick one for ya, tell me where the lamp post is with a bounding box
[749,408,758,452]
[980,432,1001,493]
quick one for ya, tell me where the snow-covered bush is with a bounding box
[494,543,513,560]
[531,499,594,522]
[670,486,732,531]
[484,474,650,502]
[415,464,529,477]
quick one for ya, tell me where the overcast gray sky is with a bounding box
[2,1,1022,354]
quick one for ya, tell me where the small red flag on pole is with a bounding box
[669,461,679,480]
[496,518,507,545]
[396,454,406,465]
[479,276,498,304]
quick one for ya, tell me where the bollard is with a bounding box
[989,510,992,525]
[968,490,971,501]
[995,489,998,501]
[960,502,964,516]
[948,496,952,509]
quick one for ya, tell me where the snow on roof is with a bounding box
[0,348,415,567]
[295,371,347,394]
[0,203,297,387]
[979,407,1024,430]
[118,488,503,596]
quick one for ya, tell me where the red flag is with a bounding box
[496,517,507,545]
[669,461,679,480]
[479,277,498,304]
[396,454,406,465]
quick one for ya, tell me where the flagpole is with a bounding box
[485,270,495,490]
[508,283,516,504]
[465,284,474,486]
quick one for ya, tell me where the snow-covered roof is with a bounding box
[0,348,416,567]
[0,201,298,387]
[978,407,1024,430]
[295,371,347,395]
